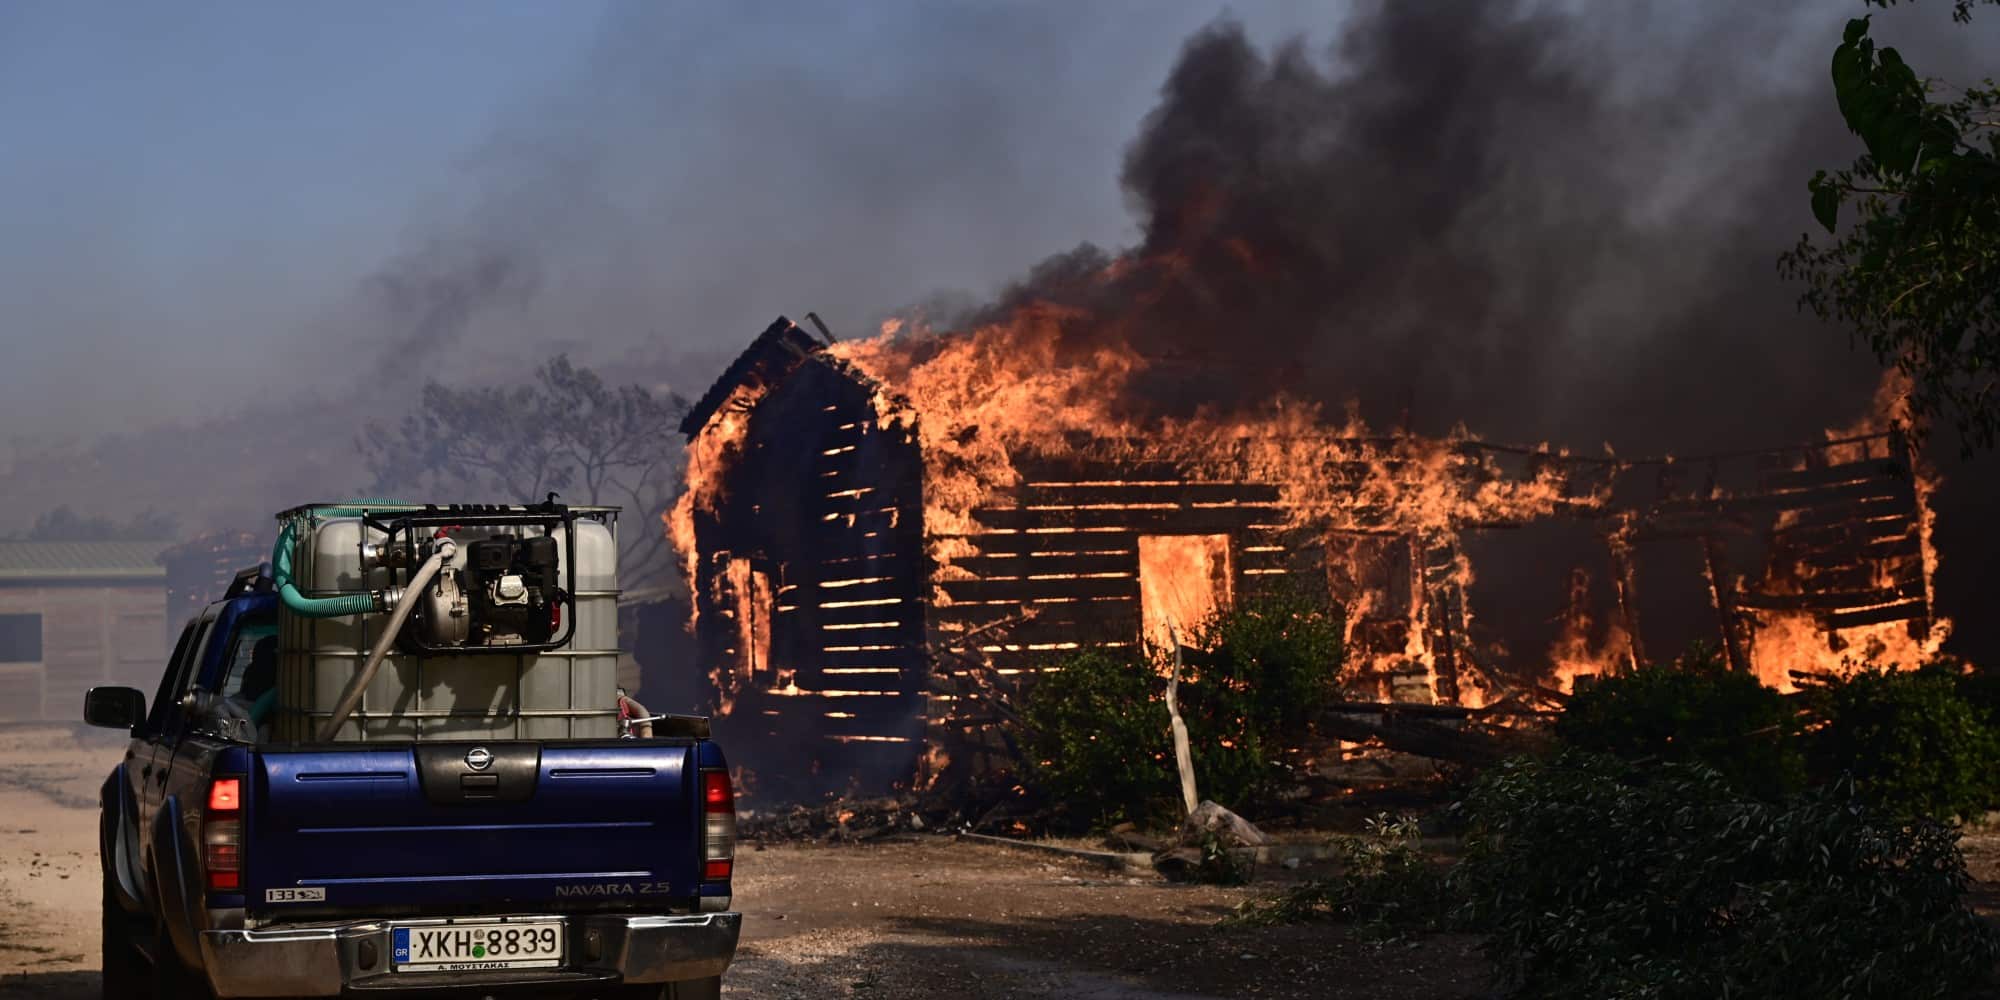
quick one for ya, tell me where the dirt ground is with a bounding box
[0,725,1490,999]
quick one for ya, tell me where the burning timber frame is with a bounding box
[677,317,1938,797]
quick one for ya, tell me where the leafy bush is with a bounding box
[1555,645,1805,798]
[1806,666,2000,821]
[1455,751,1999,1000]
[1175,586,1344,805]
[1231,813,1452,938]
[1018,647,1172,828]
[1017,588,1344,829]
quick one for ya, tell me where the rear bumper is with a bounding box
[198,912,740,998]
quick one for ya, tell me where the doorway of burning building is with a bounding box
[1137,534,1233,653]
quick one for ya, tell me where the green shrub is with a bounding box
[1806,667,2000,821]
[1935,654,2000,727]
[1230,813,1452,938]
[1018,647,1172,828]
[1017,588,1344,829]
[1555,645,1804,798]
[1455,751,1999,1000]
[1175,586,1344,805]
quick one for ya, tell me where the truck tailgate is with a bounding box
[246,741,699,918]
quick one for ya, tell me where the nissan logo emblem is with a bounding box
[465,747,494,771]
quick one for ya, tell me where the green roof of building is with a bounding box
[0,541,171,582]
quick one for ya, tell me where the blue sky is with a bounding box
[0,2,1341,442]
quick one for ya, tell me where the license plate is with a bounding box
[391,919,565,973]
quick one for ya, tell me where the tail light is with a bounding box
[205,777,244,893]
[701,769,735,882]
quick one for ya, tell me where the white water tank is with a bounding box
[272,506,622,742]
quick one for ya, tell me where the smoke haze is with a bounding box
[0,1,1993,651]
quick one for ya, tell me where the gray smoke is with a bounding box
[946,2,1919,452]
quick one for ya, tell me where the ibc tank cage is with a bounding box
[270,500,623,742]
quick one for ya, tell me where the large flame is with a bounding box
[666,381,768,710]
[675,285,1951,713]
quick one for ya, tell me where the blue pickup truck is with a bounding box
[83,581,740,998]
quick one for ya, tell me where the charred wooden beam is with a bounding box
[969,506,1286,533]
[1607,520,1646,671]
[1735,580,1926,612]
[951,552,1139,577]
[1011,482,1284,506]
[941,575,1136,603]
[1820,600,1928,630]
[1701,534,1750,674]
[1316,705,1549,765]
[1755,458,1911,492]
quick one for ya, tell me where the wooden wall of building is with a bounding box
[0,585,165,722]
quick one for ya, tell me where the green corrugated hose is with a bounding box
[269,504,392,618]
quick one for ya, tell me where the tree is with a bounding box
[1781,0,2000,452]
[359,356,689,594]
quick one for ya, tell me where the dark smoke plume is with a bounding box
[957,2,1896,452]
[931,1,1999,663]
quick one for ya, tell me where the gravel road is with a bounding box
[0,726,1488,999]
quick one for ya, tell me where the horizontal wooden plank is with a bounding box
[1772,495,1916,531]
[943,649,1077,672]
[817,487,920,516]
[1735,580,1925,612]
[1770,516,1916,551]
[809,522,923,550]
[1651,479,1915,518]
[953,552,1138,577]
[813,624,924,649]
[1757,458,1911,493]
[803,577,922,606]
[1771,563,1922,595]
[1011,482,1283,507]
[815,507,910,533]
[1012,456,1214,482]
[812,600,924,628]
[1749,477,1918,511]
[817,645,927,670]
[1821,600,1928,630]
[937,619,1141,651]
[960,531,1140,557]
[941,575,1137,604]
[818,552,915,572]
[932,595,1139,625]
[1780,534,1922,567]
[971,506,1286,533]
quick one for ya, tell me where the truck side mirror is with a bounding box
[84,686,146,732]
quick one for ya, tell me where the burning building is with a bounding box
[671,316,1944,800]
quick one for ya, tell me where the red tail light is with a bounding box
[205,776,244,894]
[703,770,734,813]
[702,769,735,882]
[208,777,241,811]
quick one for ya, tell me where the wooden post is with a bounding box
[1607,519,1646,671]
[1165,626,1199,817]
[1701,534,1749,673]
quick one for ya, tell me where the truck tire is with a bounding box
[100,867,150,1000]
[147,881,214,1000]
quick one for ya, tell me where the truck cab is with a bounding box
[87,574,738,999]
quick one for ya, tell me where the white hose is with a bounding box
[316,538,456,741]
